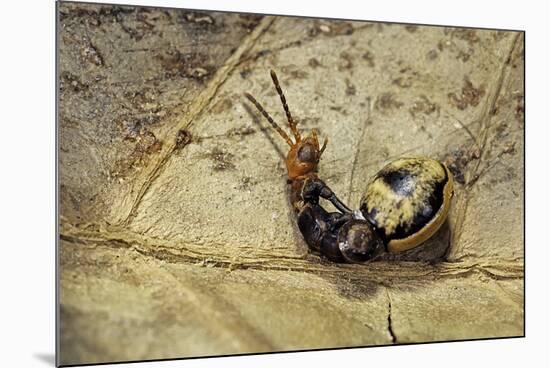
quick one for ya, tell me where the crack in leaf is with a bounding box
[386,288,397,343]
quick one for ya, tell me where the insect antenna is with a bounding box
[244,92,294,147]
[270,70,301,143]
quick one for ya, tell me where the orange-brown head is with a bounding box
[285,130,327,179]
[244,70,328,180]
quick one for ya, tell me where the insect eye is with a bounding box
[297,144,317,163]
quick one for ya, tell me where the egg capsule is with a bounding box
[359,157,454,252]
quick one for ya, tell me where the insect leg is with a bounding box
[302,177,352,214]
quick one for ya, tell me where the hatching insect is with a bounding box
[244,71,454,263]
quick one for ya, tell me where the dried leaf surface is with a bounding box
[59,3,524,365]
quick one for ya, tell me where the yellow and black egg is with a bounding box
[359,157,454,253]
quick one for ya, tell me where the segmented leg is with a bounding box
[302,177,352,214]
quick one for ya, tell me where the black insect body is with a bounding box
[291,176,385,263]
[245,71,454,263]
